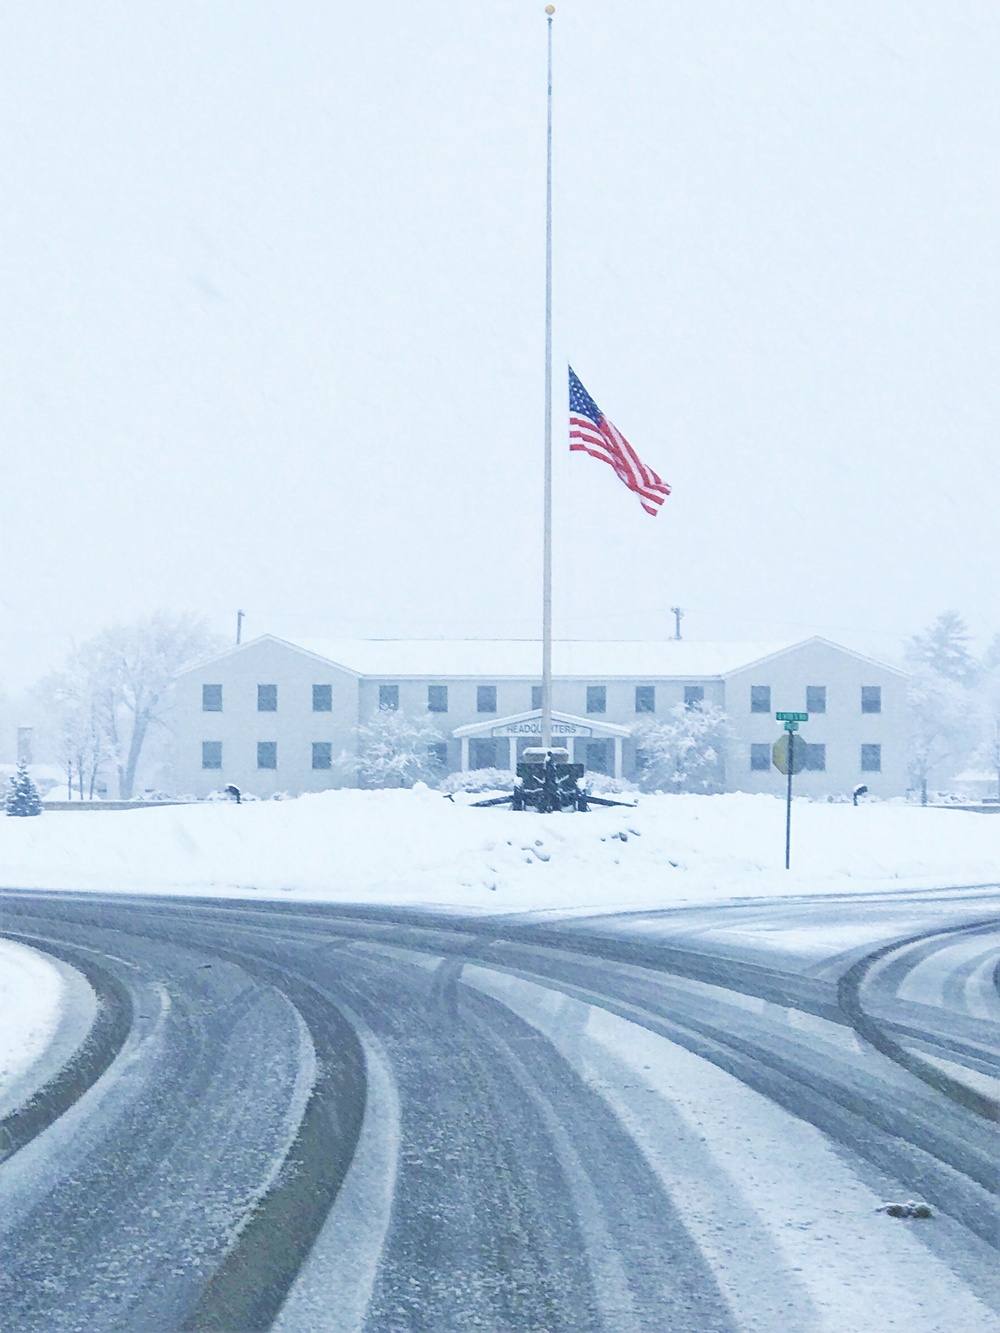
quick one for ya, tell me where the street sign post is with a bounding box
[773,713,809,868]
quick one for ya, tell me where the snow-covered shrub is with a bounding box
[633,702,733,794]
[6,761,43,816]
[439,768,515,794]
[342,708,446,789]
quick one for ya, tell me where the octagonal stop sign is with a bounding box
[773,732,806,776]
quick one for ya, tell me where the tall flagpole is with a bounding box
[541,4,555,750]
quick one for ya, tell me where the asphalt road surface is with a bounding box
[1,886,998,1332]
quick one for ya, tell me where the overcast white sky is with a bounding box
[3,1,999,692]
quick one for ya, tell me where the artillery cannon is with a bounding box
[472,747,635,812]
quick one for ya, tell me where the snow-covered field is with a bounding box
[0,939,68,1114]
[0,789,997,913]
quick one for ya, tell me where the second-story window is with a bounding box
[477,685,497,713]
[586,686,607,714]
[635,685,655,713]
[379,684,399,711]
[258,684,277,712]
[684,685,705,709]
[202,684,223,712]
[532,685,543,710]
[427,685,449,713]
[806,685,826,714]
[750,685,771,713]
[313,684,332,712]
[861,686,882,714]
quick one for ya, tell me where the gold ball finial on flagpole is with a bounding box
[545,5,555,14]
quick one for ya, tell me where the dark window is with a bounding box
[750,743,771,771]
[477,685,497,714]
[586,686,607,714]
[684,685,705,709]
[803,742,826,772]
[313,684,332,712]
[312,742,332,770]
[428,741,448,772]
[635,685,655,713]
[202,684,222,712]
[861,743,882,772]
[750,685,771,713]
[861,686,881,714]
[258,684,277,712]
[806,685,826,714]
[379,684,399,711]
[202,741,222,770]
[584,739,611,774]
[428,685,448,713]
[469,738,499,769]
[531,685,543,710]
[257,741,277,770]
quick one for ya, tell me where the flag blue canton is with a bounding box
[568,366,601,423]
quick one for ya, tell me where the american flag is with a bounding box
[569,366,670,516]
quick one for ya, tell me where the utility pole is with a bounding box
[236,610,244,645]
[670,607,683,640]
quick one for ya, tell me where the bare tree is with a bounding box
[34,660,109,799]
[34,613,224,800]
[906,670,974,805]
[973,667,1000,802]
[90,613,224,798]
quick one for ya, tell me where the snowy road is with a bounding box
[0,887,998,1332]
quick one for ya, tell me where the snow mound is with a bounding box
[0,791,997,913]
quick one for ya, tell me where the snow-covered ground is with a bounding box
[0,939,73,1117]
[0,789,997,914]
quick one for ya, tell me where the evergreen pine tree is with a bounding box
[6,759,43,816]
[981,633,1000,673]
[905,612,980,686]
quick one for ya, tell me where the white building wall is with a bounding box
[172,637,909,797]
[173,639,359,798]
[723,641,907,798]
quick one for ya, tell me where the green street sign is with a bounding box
[775,711,808,722]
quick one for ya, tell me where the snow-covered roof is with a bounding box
[291,637,797,679]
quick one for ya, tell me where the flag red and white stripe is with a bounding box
[569,366,670,515]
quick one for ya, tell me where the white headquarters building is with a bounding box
[172,635,908,799]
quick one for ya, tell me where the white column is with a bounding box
[614,737,623,779]
[508,736,517,772]
[460,737,469,772]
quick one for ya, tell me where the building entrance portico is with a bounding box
[453,710,630,778]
